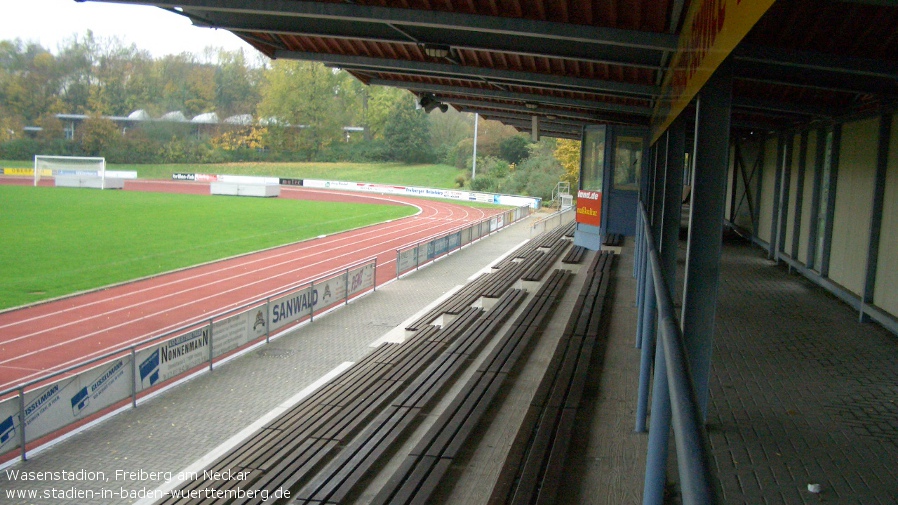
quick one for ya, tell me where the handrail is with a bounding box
[0,256,376,401]
[395,205,531,277]
[0,255,378,462]
[529,206,574,238]
[636,202,720,505]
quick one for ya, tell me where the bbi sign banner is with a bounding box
[576,190,602,227]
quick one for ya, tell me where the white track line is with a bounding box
[0,199,440,330]
[0,203,506,387]
[0,207,472,341]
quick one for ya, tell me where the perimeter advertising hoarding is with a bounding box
[2,168,35,176]
[461,227,473,247]
[268,285,315,334]
[268,271,353,333]
[0,356,132,451]
[211,308,268,358]
[135,328,210,391]
[397,248,418,275]
[0,396,18,453]
[347,262,375,297]
[302,179,541,209]
[576,190,602,227]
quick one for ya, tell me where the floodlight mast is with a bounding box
[472,113,479,180]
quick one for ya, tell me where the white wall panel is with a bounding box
[798,131,818,265]
[874,113,898,316]
[757,137,779,243]
[829,118,878,295]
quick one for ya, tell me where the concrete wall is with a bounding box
[828,118,878,296]
[874,113,898,315]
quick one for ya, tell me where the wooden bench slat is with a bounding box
[489,251,616,505]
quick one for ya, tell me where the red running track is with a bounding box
[0,179,506,392]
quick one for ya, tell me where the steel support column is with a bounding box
[769,135,785,260]
[790,132,809,260]
[820,125,842,279]
[806,128,827,271]
[652,133,668,238]
[642,334,671,505]
[777,134,793,259]
[860,113,892,322]
[681,59,733,420]
[662,115,687,292]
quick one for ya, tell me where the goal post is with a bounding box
[34,155,106,188]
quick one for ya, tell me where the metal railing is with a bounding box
[528,206,574,238]
[0,257,378,463]
[632,202,720,505]
[395,205,531,277]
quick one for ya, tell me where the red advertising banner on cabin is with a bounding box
[576,190,602,227]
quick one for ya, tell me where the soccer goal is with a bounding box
[34,155,106,188]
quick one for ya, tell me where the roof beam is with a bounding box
[133,0,678,50]
[367,78,653,117]
[735,61,898,96]
[432,97,629,123]
[460,109,588,128]
[736,45,898,81]
[278,50,661,97]
[92,0,671,68]
[731,97,839,118]
[487,117,582,137]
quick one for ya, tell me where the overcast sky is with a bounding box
[1,0,255,58]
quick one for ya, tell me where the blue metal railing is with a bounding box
[633,202,720,505]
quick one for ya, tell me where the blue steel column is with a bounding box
[636,133,664,429]
[860,114,892,322]
[642,321,671,505]
[768,135,785,260]
[790,132,809,260]
[819,125,842,279]
[777,136,793,259]
[635,143,656,344]
[805,128,827,271]
[641,115,686,500]
[681,59,733,420]
[662,116,687,292]
[652,133,668,238]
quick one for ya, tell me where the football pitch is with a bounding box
[0,186,416,310]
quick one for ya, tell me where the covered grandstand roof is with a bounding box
[85,0,898,139]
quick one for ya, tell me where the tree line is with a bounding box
[0,32,579,198]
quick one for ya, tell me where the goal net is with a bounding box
[34,155,106,187]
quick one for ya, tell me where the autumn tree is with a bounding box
[212,48,261,118]
[78,115,120,155]
[365,85,406,139]
[257,60,345,158]
[383,94,434,164]
[553,138,581,188]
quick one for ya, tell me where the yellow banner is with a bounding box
[651,0,775,142]
[2,168,34,176]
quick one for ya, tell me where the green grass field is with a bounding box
[0,186,416,310]
[1,160,464,189]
